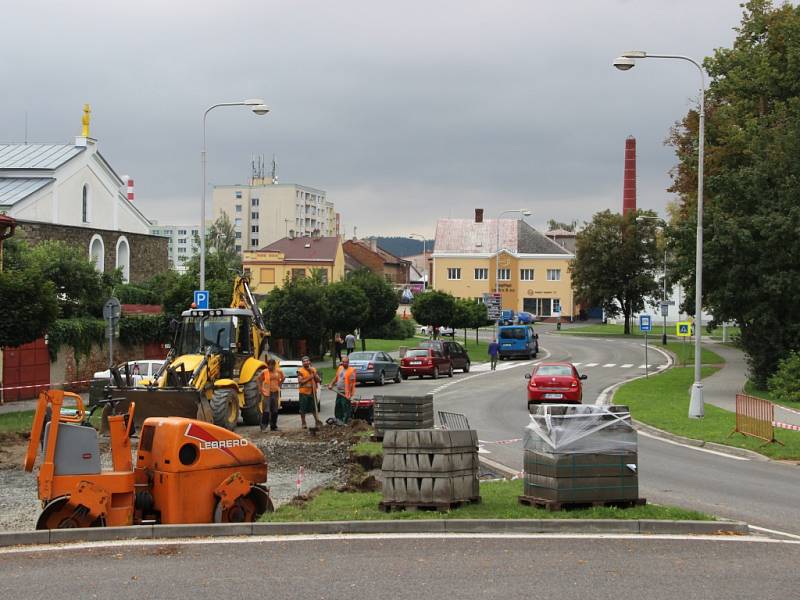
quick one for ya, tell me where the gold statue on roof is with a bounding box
[81,104,91,137]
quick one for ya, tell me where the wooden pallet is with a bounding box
[379,497,482,513]
[518,495,646,512]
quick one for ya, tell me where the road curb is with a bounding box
[0,518,749,548]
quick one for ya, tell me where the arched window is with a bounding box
[116,236,130,283]
[89,234,104,273]
[82,184,90,223]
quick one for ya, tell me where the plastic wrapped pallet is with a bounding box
[522,404,640,505]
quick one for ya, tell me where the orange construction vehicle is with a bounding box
[24,389,272,529]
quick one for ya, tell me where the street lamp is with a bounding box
[409,233,428,288]
[201,99,270,291]
[614,50,706,418]
[495,209,532,331]
[637,216,669,346]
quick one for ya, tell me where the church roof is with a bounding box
[0,177,54,206]
[0,144,84,170]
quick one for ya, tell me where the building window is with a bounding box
[235,244,242,252]
[251,212,259,219]
[292,268,306,280]
[474,268,488,280]
[251,239,259,247]
[547,269,561,281]
[235,191,242,199]
[89,234,104,273]
[115,236,130,283]
[251,225,259,233]
[178,238,187,244]
[553,299,561,314]
[81,184,90,223]
[178,247,186,254]
[497,268,510,281]
[235,231,242,239]
[260,268,275,284]
[234,218,242,227]
[178,229,187,235]
[520,269,535,281]
[523,297,552,317]
[235,204,242,212]
[251,198,259,207]
[447,268,461,280]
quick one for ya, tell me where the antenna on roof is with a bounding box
[271,154,278,184]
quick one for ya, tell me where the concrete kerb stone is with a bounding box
[0,519,750,548]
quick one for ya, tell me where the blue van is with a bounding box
[498,325,539,359]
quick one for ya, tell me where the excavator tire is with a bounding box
[241,368,264,426]
[211,387,239,430]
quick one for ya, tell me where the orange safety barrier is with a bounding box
[729,394,782,446]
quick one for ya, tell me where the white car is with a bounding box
[278,360,304,410]
[94,360,164,386]
[418,325,455,337]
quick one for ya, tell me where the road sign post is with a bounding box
[103,297,122,369]
[639,315,652,378]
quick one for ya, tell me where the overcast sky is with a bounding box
[1,0,749,237]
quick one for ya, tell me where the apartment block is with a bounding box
[149,223,199,272]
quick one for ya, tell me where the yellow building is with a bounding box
[243,234,345,296]
[432,214,576,320]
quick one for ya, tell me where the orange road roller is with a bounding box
[24,390,273,529]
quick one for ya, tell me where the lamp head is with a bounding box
[613,56,636,71]
[251,104,270,115]
[243,98,265,106]
[521,210,532,217]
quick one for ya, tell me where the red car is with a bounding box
[526,362,587,406]
[400,348,453,379]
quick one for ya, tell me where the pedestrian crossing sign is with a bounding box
[676,321,691,337]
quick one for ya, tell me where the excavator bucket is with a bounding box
[109,387,210,429]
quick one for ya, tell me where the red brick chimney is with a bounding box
[623,136,636,214]
[475,208,484,223]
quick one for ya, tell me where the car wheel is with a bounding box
[401,372,408,380]
[377,371,385,386]
[463,361,470,373]
[393,370,401,384]
[448,365,453,378]
[433,367,439,379]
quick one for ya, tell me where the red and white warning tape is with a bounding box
[0,378,94,393]
[773,421,800,432]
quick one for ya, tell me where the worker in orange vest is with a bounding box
[259,358,284,432]
[297,356,322,430]
[327,354,357,424]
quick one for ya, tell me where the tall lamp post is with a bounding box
[409,233,428,288]
[495,209,532,332]
[201,99,270,291]
[637,216,669,346]
[614,50,706,418]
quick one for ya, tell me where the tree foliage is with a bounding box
[571,210,661,334]
[0,268,58,348]
[325,281,369,337]
[411,290,457,329]
[261,278,328,358]
[547,219,577,232]
[346,269,398,349]
[666,0,800,384]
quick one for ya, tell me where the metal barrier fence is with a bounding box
[730,394,780,445]
[438,411,471,431]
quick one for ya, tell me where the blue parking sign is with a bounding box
[194,290,210,309]
[639,314,652,332]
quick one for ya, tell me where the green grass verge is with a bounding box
[557,323,669,336]
[614,367,800,460]
[260,479,712,522]
[663,341,724,366]
[743,380,800,413]
[708,326,740,341]
[350,441,383,458]
[0,407,102,434]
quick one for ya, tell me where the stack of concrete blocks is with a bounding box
[381,429,480,507]
[373,394,434,439]
[523,405,640,505]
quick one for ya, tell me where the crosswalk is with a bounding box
[571,361,667,371]
[470,361,531,373]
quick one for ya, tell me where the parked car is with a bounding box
[94,359,164,387]
[347,351,402,385]
[277,359,304,410]
[400,348,453,379]
[498,325,539,359]
[417,340,471,372]
[417,325,455,337]
[525,362,587,406]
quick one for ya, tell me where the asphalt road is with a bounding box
[361,332,800,536]
[4,536,799,598]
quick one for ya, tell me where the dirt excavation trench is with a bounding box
[0,423,368,532]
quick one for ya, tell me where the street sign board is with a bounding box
[639,314,652,332]
[660,302,670,317]
[102,297,121,320]
[676,321,691,337]
[194,290,210,309]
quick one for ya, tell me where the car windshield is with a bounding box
[348,352,374,361]
[406,350,429,358]
[281,366,299,377]
[500,328,527,340]
[176,316,235,355]
[537,365,573,377]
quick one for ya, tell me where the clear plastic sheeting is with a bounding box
[525,404,637,455]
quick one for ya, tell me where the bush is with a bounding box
[116,284,160,305]
[364,315,415,340]
[767,351,800,404]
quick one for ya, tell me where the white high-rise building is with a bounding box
[149,223,199,272]
[212,181,337,254]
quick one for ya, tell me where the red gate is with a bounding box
[2,337,50,402]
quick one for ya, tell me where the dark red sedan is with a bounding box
[526,362,587,406]
[400,348,453,379]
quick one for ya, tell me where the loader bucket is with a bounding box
[109,387,209,429]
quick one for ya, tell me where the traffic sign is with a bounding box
[639,314,652,332]
[194,290,210,309]
[103,297,121,320]
[676,321,691,337]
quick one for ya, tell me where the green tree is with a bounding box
[324,281,369,365]
[547,219,577,232]
[666,0,800,385]
[0,269,58,347]
[411,290,457,335]
[451,298,475,345]
[571,210,661,334]
[262,277,328,359]
[347,269,398,350]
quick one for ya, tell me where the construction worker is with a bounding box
[297,356,322,430]
[259,358,284,432]
[327,355,356,424]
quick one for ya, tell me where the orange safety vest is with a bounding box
[269,367,284,392]
[259,369,271,395]
[298,366,318,395]
[333,365,357,399]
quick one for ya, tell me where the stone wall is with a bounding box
[52,340,167,390]
[15,219,169,284]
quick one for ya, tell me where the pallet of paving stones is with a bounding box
[378,496,482,513]
[517,495,646,512]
